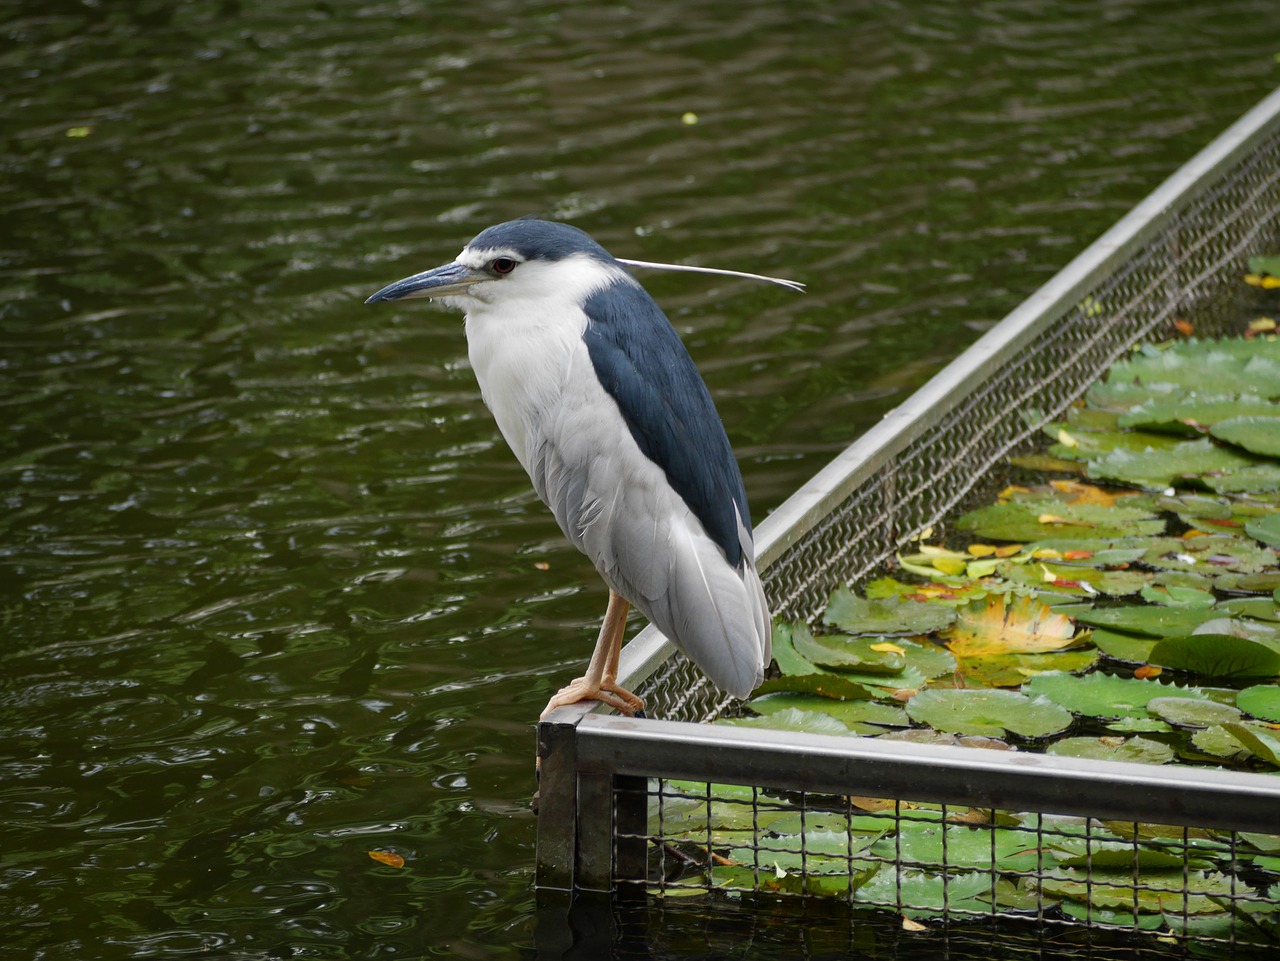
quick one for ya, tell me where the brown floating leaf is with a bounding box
[1049,479,1140,508]
[369,850,405,868]
[943,595,1078,658]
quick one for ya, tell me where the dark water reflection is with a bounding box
[2,1,1278,957]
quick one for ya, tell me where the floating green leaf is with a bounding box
[748,694,908,728]
[1150,634,1280,678]
[754,672,879,701]
[1046,736,1174,764]
[1203,463,1280,494]
[1217,597,1280,622]
[1119,393,1280,434]
[1237,684,1280,721]
[1073,606,1220,638]
[1146,696,1243,727]
[1050,427,1185,463]
[957,649,1099,688]
[1106,716,1172,733]
[1248,254,1280,276]
[1245,512,1280,549]
[1048,837,1211,870]
[1086,438,1264,491]
[1024,671,1203,719]
[1142,534,1276,575]
[1041,866,1238,915]
[1090,629,1157,663]
[868,821,1045,872]
[1191,724,1255,759]
[764,623,877,699]
[957,497,1164,542]
[1139,584,1217,608]
[1105,340,1280,396]
[905,689,1072,738]
[854,867,992,917]
[719,708,854,736]
[997,559,1150,598]
[728,829,881,876]
[822,587,956,636]
[1211,416,1280,457]
[792,629,906,674]
[1221,722,1280,767]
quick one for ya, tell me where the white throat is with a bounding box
[459,253,635,471]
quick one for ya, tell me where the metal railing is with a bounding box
[536,87,1280,949]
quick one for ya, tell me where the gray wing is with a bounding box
[526,345,771,697]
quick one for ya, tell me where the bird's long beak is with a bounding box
[364,261,487,304]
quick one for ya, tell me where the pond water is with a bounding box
[3,1,1279,958]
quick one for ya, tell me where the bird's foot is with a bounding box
[539,676,645,720]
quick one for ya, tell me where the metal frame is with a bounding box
[536,86,1280,940]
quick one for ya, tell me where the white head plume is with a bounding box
[616,258,805,293]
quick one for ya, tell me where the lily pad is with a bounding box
[905,689,1072,739]
[1149,634,1280,678]
[864,575,990,607]
[956,648,1099,688]
[1249,254,1280,276]
[1046,736,1174,764]
[854,867,992,917]
[1152,634,1280,680]
[1073,606,1220,638]
[1049,427,1185,463]
[1090,628,1157,663]
[764,623,877,699]
[1023,671,1203,719]
[1120,393,1280,434]
[1245,512,1280,549]
[1105,340,1280,396]
[1146,696,1243,727]
[748,694,909,729]
[754,672,880,701]
[1216,597,1280,622]
[996,559,1150,598]
[868,821,1045,872]
[1221,722,1280,766]
[1086,438,1264,491]
[728,829,881,876]
[1211,415,1280,457]
[1142,534,1276,575]
[956,497,1164,542]
[1191,724,1256,759]
[1237,684,1280,721]
[822,587,956,636]
[1023,538,1151,567]
[720,708,853,736]
[1203,462,1280,494]
[792,629,906,674]
[1139,584,1217,608]
[1106,716,1172,733]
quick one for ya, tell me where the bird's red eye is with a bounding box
[491,257,517,274]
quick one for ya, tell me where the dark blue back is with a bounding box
[581,281,750,569]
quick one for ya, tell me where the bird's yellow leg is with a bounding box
[540,590,644,719]
[601,594,644,713]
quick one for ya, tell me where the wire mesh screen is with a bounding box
[535,89,1280,951]
[633,102,1280,723]
[635,779,1279,949]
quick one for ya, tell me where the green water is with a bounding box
[3,1,1279,957]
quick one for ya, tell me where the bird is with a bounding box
[366,219,799,719]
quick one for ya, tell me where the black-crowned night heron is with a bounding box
[367,220,801,718]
